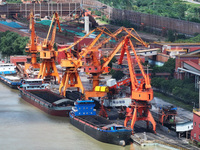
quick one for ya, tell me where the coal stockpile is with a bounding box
[78,115,112,127]
[66,91,83,100]
[29,90,63,103]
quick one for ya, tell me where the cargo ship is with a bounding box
[69,100,132,146]
[0,75,22,89]
[18,79,74,116]
[0,63,16,75]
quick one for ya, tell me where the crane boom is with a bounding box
[42,12,62,50]
[24,11,41,78]
[129,39,151,89]
[101,37,126,71]
[38,12,62,83]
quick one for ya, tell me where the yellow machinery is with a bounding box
[37,12,62,83]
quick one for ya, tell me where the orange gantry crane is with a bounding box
[84,27,148,100]
[118,35,156,134]
[58,27,148,98]
[58,27,115,97]
[24,11,42,77]
[86,27,155,133]
[38,12,62,83]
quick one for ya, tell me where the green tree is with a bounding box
[167,30,176,42]
[98,0,200,23]
[108,57,117,68]
[0,31,29,56]
[151,77,163,88]
[152,58,175,78]
[110,69,124,80]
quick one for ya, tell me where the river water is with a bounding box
[0,82,169,150]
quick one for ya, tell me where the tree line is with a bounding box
[151,58,199,106]
[0,31,29,56]
[99,0,200,23]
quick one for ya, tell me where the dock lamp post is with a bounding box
[147,64,149,75]
[192,102,195,109]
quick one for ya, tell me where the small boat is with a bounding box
[0,63,16,75]
[0,75,22,89]
[18,79,74,116]
[69,100,132,146]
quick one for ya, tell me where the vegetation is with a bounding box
[152,58,175,78]
[107,57,125,80]
[0,31,29,56]
[108,57,117,68]
[110,69,125,80]
[151,58,198,106]
[98,0,200,23]
[154,92,192,111]
[5,0,22,3]
[175,34,200,43]
[152,77,198,107]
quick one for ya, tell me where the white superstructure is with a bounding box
[0,63,16,75]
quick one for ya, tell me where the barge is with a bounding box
[69,100,132,146]
[0,75,22,89]
[18,79,74,116]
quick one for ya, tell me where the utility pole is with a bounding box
[199,81,200,110]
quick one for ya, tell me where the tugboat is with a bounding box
[69,100,132,146]
[18,79,74,116]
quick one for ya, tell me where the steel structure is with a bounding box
[38,12,61,83]
[58,27,115,97]
[159,105,177,126]
[24,11,42,77]
[117,35,156,134]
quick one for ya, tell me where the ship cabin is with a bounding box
[0,63,16,75]
[72,100,96,116]
[21,79,49,90]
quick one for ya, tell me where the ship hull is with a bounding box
[0,75,21,89]
[70,114,131,146]
[18,88,72,117]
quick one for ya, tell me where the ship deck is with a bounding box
[28,90,63,103]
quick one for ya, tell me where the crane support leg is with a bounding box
[38,62,44,78]
[62,73,70,97]
[146,121,149,129]
[74,71,84,93]
[59,73,66,94]
[124,102,156,134]
[51,61,60,83]
[99,99,108,118]
[59,71,84,97]
[38,60,60,83]
[130,107,137,130]
[47,62,51,74]
[146,110,156,133]
[41,62,46,78]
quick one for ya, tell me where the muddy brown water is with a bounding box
[0,82,169,150]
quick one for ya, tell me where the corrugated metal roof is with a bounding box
[193,109,200,117]
[176,121,193,132]
[184,61,200,71]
